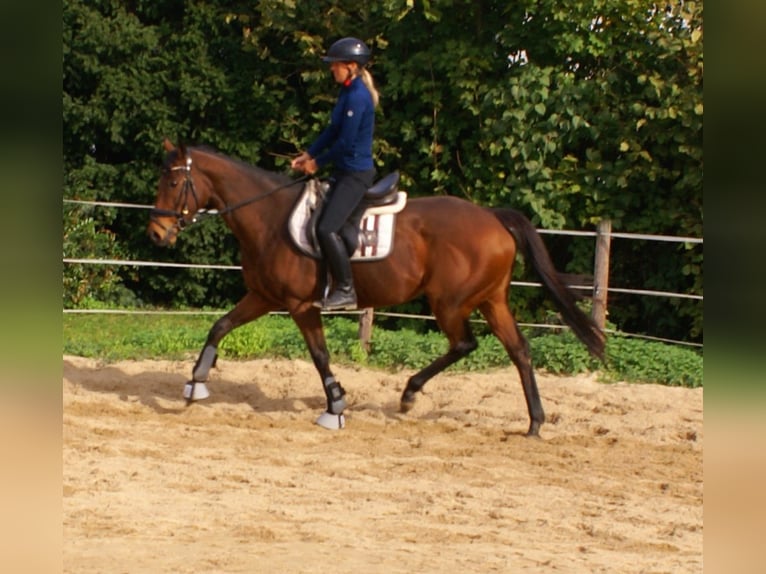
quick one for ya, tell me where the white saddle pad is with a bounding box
[288,179,407,261]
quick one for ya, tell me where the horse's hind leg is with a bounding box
[479,297,544,437]
[400,314,478,412]
[186,293,273,399]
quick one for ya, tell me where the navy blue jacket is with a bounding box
[308,76,374,172]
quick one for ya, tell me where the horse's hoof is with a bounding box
[183,382,210,402]
[316,411,345,430]
[400,398,415,414]
[525,423,542,438]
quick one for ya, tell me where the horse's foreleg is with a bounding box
[185,293,272,403]
[291,306,346,429]
[479,299,544,437]
[400,318,477,412]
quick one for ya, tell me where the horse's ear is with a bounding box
[162,138,175,152]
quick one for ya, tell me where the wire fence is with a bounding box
[63,198,704,348]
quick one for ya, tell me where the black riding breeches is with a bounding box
[316,169,376,251]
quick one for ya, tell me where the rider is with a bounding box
[291,37,379,311]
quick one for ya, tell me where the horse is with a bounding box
[147,139,605,437]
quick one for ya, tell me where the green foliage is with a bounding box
[480,0,703,340]
[64,0,261,309]
[63,313,703,388]
[367,327,448,370]
[530,330,600,375]
[62,204,129,307]
[219,315,308,359]
[63,0,703,344]
[63,312,212,360]
[603,334,703,388]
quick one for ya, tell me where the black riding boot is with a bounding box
[316,232,357,311]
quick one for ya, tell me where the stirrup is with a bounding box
[315,299,358,311]
[315,289,357,311]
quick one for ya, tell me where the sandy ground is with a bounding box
[63,355,703,573]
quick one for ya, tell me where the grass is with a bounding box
[63,312,703,388]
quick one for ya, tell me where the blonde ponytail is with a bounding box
[361,68,379,108]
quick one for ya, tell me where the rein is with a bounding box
[208,173,310,219]
[150,153,309,229]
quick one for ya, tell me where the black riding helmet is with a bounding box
[321,37,371,66]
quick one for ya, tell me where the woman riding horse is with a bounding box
[291,37,380,311]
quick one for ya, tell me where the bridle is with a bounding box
[149,152,309,235]
[149,155,200,234]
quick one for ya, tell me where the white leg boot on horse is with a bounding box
[184,344,216,404]
[315,375,347,430]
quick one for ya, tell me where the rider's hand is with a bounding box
[291,152,317,175]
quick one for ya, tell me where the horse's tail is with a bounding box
[492,208,606,361]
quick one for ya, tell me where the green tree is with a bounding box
[64,0,263,307]
[487,0,703,338]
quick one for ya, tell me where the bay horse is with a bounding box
[148,139,604,436]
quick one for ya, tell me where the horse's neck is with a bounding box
[196,152,294,242]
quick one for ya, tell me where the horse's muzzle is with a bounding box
[147,219,178,246]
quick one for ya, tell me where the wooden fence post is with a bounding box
[592,219,612,331]
[358,307,374,353]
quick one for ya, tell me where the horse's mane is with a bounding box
[166,144,294,188]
